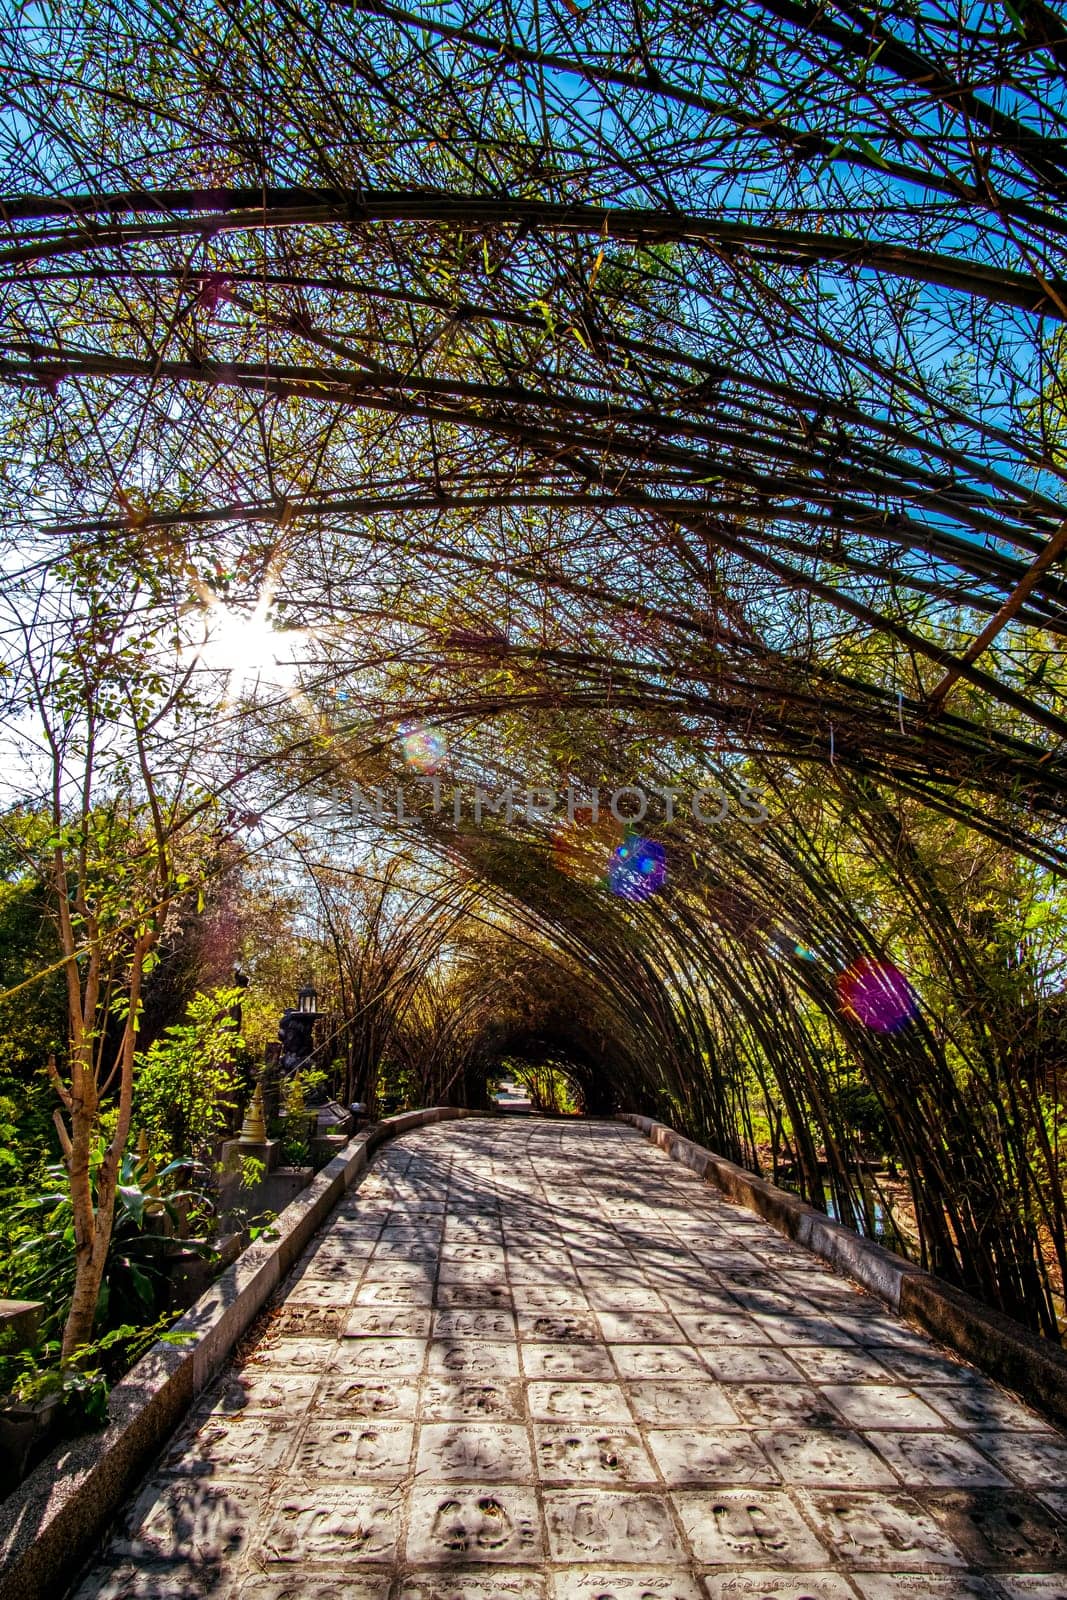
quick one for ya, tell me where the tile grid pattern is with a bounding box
[73,1120,1067,1600]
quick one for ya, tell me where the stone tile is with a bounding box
[254,1337,338,1372]
[316,1374,422,1418]
[580,1281,668,1311]
[160,1413,300,1477]
[923,1489,1067,1570]
[797,1491,965,1569]
[1037,1489,1067,1520]
[258,1484,399,1564]
[535,1424,656,1484]
[354,1278,434,1306]
[550,1571,702,1600]
[436,1283,513,1309]
[114,1477,262,1562]
[995,1581,1067,1599]
[821,1386,946,1431]
[508,1258,580,1285]
[521,1342,616,1380]
[730,1289,814,1320]
[343,1306,432,1337]
[595,1311,683,1343]
[516,1311,600,1342]
[433,1308,517,1339]
[526,1381,633,1423]
[675,1313,770,1346]
[544,1490,684,1563]
[372,1240,440,1264]
[730,1384,843,1430]
[672,1488,831,1567]
[208,1368,320,1417]
[509,1285,589,1311]
[399,1573,545,1600]
[361,1258,436,1283]
[415,1422,535,1480]
[275,1273,358,1312]
[442,1244,509,1265]
[756,1430,897,1487]
[866,1432,1009,1488]
[701,1578,858,1600]
[829,1313,928,1347]
[429,1340,521,1377]
[862,1346,982,1385]
[627,1379,739,1426]
[294,1419,414,1480]
[915,1385,1051,1431]
[291,1254,361,1284]
[786,1346,895,1384]
[701,1347,805,1385]
[272,1306,346,1339]
[71,1566,235,1599]
[567,1245,632,1267]
[646,1427,778,1486]
[406,1484,543,1564]
[970,1431,1067,1486]
[421,1378,526,1420]
[610,1343,709,1380]
[237,1580,394,1600]
[851,1575,998,1599]
[440,1262,511,1287]
[331,1337,427,1377]
[761,1314,858,1347]
[305,1236,377,1259]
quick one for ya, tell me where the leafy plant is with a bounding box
[134,986,245,1164]
[0,1145,214,1341]
[278,1068,323,1163]
[238,1154,265,1190]
[1,1320,198,1431]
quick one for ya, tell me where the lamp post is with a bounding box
[298,983,319,1016]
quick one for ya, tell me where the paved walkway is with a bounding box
[74,1120,1067,1600]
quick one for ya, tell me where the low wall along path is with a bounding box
[69,1119,1067,1599]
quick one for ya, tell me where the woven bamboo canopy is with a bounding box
[3,0,1067,1332]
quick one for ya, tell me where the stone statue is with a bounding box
[278,1006,316,1075]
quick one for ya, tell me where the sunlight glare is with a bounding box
[193,587,302,701]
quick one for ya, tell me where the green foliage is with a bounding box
[376,1057,417,1115]
[278,1067,326,1163]
[0,1147,213,1341]
[134,987,245,1163]
[0,817,68,1182]
[1,1319,198,1429]
[828,1074,893,1159]
[238,1154,266,1190]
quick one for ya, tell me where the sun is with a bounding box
[186,573,308,702]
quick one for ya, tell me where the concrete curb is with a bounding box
[0,1106,478,1600]
[619,1111,1067,1431]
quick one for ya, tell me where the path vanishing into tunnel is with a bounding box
[73,1120,1067,1599]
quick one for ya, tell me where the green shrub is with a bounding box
[134,987,245,1163]
[0,1145,214,1340]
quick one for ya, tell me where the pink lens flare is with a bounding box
[836,958,918,1034]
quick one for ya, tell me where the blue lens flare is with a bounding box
[608,837,667,901]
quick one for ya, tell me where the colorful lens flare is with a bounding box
[608,837,667,901]
[399,721,447,775]
[836,959,918,1034]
